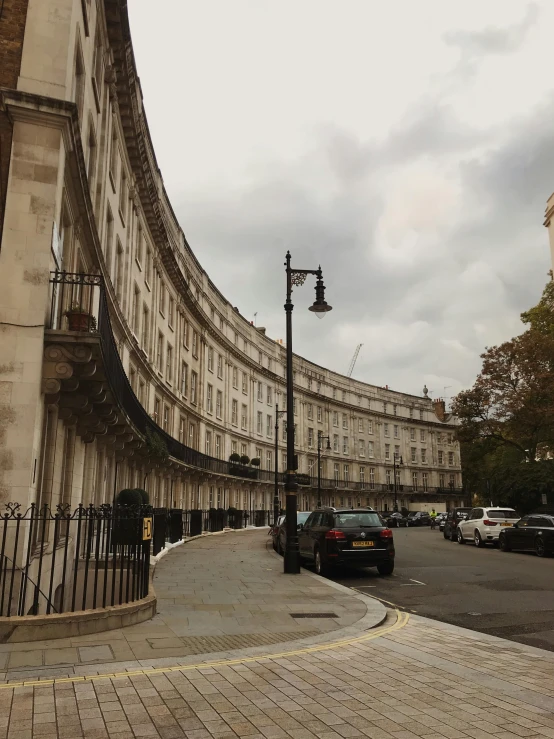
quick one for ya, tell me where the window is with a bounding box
[206,384,213,414]
[419,410,424,420]
[343,436,348,454]
[162,405,170,431]
[179,416,186,443]
[386,469,392,486]
[282,452,287,470]
[180,362,188,396]
[190,371,197,404]
[282,423,287,442]
[234,332,239,346]
[131,285,140,336]
[220,317,224,331]
[242,373,248,394]
[156,332,163,370]
[360,467,365,486]
[74,42,85,120]
[438,450,444,465]
[91,23,103,108]
[232,367,238,389]
[138,378,146,406]
[266,450,272,470]
[447,433,453,444]
[359,440,365,457]
[384,402,387,413]
[307,403,313,420]
[410,428,415,441]
[158,281,166,315]
[267,387,272,405]
[308,428,314,448]
[231,400,238,425]
[368,420,373,434]
[257,411,263,434]
[192,331,198,358]
[86,118,97,195]
[411,447,416,463]
[333,388,337,400]
[449,474,455,488]
[412,472,418,490]
[317,381,321,393]
[217,354,223,379]
[129,365,136,392]
[394,425,399,439]
[258,351,262,364]
[333,412,338,427]
[166,344,173,383]
[145,248,152,287]
[420,430,425,443]
[183,320,189,348]
[422,472,428,491]
[333,434,339,452]
[344,465,349,482]
[409,407,413,419]
[308,458,315,477]
[394,445,400,460]
[385,444,390,460]
[257,382,263,402]
[243,338,248,353]
[205,431,212,457]
[231,440,237,455]
[334,464,339,482]
[448,451,454,466]
[342,414,348,429]
[342,391,346,402]
[114,239,123,301]
[421,448,427,463]
[368,441,374,458]
[109,128,118,187]
[241,404,247,430]
[267,357,272,372]
[393,404,397,416]
[267,415,272,437]
[207,346,214,372]
[188,423,196,449]
[153,398,160,424]
[369,468,375,490]
[384,423,390,437]
[358,419,363,433]
[439,474,445,488]
[210,307,215,322]
[119,168,127,223]
[317,406,322,422]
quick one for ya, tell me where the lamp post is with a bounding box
[317,431,331,509]
[274,404,286,527]
[284,251,332,574]
[393,453,403,512]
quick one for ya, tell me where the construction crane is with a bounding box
[347,344,363,377]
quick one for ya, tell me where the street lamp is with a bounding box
[274,404,286,527]
[393,453,403,512]
[284,251,332,574]
[317,431,331,508]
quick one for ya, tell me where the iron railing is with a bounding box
[0,503,151,617]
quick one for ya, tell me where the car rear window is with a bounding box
[487,510,518,519]
[333,512,383,528]
[297,512,311,525]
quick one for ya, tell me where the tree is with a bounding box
[521,271,554,338]
[452,329,554,460]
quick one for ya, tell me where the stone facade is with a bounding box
[0,0,465,517]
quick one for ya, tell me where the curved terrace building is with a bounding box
[0,0,464,519]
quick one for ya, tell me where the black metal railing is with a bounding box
[0,503,151,617]
[48,272,464,494]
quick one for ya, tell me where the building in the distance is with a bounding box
[0,0,464,520]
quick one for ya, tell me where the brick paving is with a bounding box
[1,531,554,737]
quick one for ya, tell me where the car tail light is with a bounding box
[325,529,346,540]
[483,520,498,526]
[380,528,393,539]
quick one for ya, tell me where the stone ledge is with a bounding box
[0,592,157,644]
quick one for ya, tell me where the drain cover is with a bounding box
[291,613,338,619]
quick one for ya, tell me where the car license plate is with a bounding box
[353,541,374,547]
[501,522,512,527]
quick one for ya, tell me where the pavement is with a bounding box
[0,529,553,739]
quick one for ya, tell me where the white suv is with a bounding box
[457,507,519,547]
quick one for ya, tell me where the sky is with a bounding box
[128,0,553,404]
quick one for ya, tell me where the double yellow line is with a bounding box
[0,609,409,691]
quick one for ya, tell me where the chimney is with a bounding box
[433,398,446,421]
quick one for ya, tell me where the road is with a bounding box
[328,525,554,651]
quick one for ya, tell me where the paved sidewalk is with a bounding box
[1,531,554,739]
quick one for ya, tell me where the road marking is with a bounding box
[410,579,426,585]
[0,610,409,691]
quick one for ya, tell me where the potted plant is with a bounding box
[250,457,260,467]
[65,302,97,332]
[229,453,241,464]
[240,455,250,466]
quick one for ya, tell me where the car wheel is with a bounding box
[377,560,394,576]
[474,530,485,548]
[535,536,547,557]
[443,530,449,539]
[457,528,465,544]
[314,547,329,577]
[450,528,457,542]
[499,533,511,552]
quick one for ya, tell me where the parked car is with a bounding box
[298,507,395,576]
[457,507,519,547]
[384,511,408,528]
[407,511,431,527]
[443,508,471,541]
[270,515,285,551]
[438,513,448,532]
[274,511,312,555]
[499,514,554,557]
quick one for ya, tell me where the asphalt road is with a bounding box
[328,526,554,652]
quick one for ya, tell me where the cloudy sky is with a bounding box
[129,1,553,402]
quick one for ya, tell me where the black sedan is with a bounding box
[499,514,554,557]
[384,512,408,528]
[407,512,431,527]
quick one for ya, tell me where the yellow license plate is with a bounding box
[501,522,512,527]
[352,541,375,547]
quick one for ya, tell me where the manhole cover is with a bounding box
[291,613,339,619]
